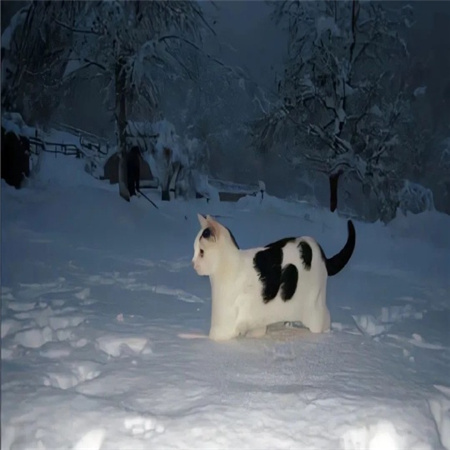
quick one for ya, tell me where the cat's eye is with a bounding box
[202,228,211,239]
[200,249,204,257]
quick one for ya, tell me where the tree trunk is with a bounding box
[115,54,129,201]
[329,170,342,212]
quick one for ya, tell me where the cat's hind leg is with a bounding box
[302,300,331,333]
[306,308,330,333]
[299,288,331,333]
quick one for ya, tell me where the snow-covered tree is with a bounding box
[1,2,82,125]
[252,0,413,222]
[2,1,212,201]
[401,16,450,214]
[175,53,258,181]
[63,1,213,200]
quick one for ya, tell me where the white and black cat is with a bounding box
[192,214,356,341]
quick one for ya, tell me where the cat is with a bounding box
[192,214,356,341]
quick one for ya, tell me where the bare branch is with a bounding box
[53,18,100,35]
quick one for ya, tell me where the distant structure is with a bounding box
[1,126,30,188]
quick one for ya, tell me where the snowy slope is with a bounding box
[1,154,450,450]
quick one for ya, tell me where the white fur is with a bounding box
[192,214,330,341]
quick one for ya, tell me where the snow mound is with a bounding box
[389,210,450,248]
[352,315,390,337]
[96,335,151,357]
[72,429,105,450]
[429,386,450,450]
[341,420,409,450]
[14,326,53,348]
[2,111,36,137]
[34,151,102,188]
[1,151,449,450]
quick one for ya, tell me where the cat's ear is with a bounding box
[197,213,208,228]
[205,215,223,238]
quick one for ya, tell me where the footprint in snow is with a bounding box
[352,314,390,337]
[386,333,445,350]
[124,416,165,438]
[1,318,23,339]
[11,309,86,344]
[147,285,204,303]
[7,301,37,312]
[16,278,71,300]
[14,326,54,349]
[43,361,102,390]
[352,304,425,338]
[96,335,152,358]
[3,296,88,360]
[1,285,14,297]
[132,257,191,272]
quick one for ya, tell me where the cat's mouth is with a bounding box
[192,260,201,274]
[194,266,204,275]
[192,263,208,276]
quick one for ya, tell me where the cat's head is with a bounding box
[192,213,239,276]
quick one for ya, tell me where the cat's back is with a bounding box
[239,235,326,311]
[280,235,322,270]
[244,234,324,272]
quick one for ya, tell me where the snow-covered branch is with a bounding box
[252,0,413,221]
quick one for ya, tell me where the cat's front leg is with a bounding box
[245,326,267,338]
[209,326,239,341]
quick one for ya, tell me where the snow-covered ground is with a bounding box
[2,153,450,450]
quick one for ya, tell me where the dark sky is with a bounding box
[2,0,450,90]
[201,1,285,88]
[3,1,449,63]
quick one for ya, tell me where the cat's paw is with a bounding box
[208,328,237,341]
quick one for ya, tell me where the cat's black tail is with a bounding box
[324,220,356,276]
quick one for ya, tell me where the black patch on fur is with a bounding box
[226,227,239,249]
[265,237,296,249]
[280,264,298,301]
[253,247,283,302]
[298,241,312,270]
[201,227,212,239]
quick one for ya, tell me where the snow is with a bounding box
[126,119,212,198]
[316,16,341,40]
[414,86,427,97]
[62,55,84,79]
[2,153,450,450]
[2,112,36,138]
[209,177,260,194]
[150,119,190,166]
